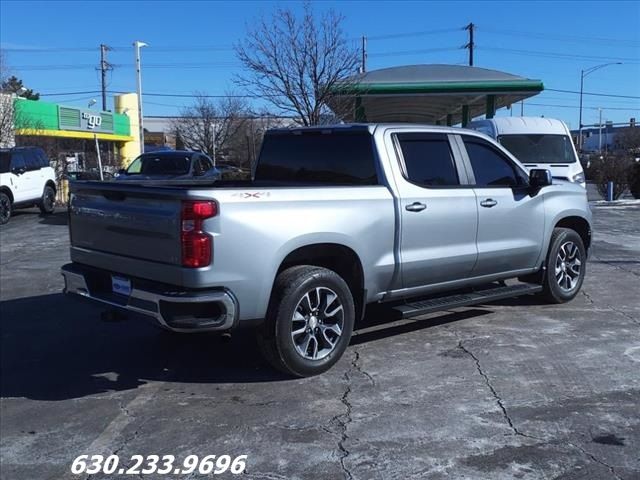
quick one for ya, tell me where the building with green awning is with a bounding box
[328,64,544,126]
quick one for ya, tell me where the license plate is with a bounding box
[111,275,131,296]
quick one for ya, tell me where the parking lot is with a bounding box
[1,200,639,480]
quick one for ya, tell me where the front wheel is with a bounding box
[39,185,56,214]
[256,265,355,377]
[540,228,586,303]
[0,192,12,225]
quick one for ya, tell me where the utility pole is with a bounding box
[99,44,112,111]
[464,23,475,66]
[134,41,148,151]
[361,35,367,73]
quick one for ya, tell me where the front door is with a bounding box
[394,132,478,288]
[461,135,545,277]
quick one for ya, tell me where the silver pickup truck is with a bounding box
[62,124,592,377]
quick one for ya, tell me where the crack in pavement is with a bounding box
[456,340,535,439]
[352,350,376,387]
[336,353,356,480]
[582,290,595,305]
[322,348,377,480]
[592,258,640,279]
[567,442,624,480]
[456,337,625,480]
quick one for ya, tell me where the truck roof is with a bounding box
[266,123,479,136]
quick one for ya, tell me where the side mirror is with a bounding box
[12,166,26,175]
[529,169,552,189]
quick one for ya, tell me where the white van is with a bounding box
[468,117,585,187]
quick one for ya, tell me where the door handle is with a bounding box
[480,198,498,208]
[405,202,427,212]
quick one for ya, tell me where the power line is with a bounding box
[546,88,640,100]
[368,46,460,58]
[38,88,640,101]
[477,25,640,47]
[478,46,640,63]
[365,26,461,41]
[525,102,639,111]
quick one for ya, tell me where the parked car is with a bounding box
[66,170,114,181]
[62,124,592,377]
[0,147,56,225]
[115,151,221,181]
[468,117,586,187]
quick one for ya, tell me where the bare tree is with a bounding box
[0,50,14,147]
[235,3,360,126]
[171,93,249,162]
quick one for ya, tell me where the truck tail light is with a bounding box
[181,200,217,268]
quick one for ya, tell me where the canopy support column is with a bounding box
[462,105,470,127]
[354,96,366,122]
[486,95,496,119]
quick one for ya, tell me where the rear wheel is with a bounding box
[540,228,586,303]
[256,265,355,377]
[0,192,11,225]
[39,185,56,214]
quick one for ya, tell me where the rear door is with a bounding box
[459,135,545,277]
[24,149,44,200]
[393,132,478,288]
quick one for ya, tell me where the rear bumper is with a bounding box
[61,263,238,333]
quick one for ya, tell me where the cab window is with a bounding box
[463,137,527,187]
[396,133,460,187]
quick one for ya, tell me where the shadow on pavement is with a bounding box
[1,292,513,401]
[38,211,69,226]
[352,307,492,345]
[0,293,286,401]
[5,209,68,226]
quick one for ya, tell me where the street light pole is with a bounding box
[134,41,148,153]
[598,108,603,154]
[88,99,104,181]
[578,62,622,152]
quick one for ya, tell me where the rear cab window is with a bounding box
[395,133,460,187]
[255,130,379,185]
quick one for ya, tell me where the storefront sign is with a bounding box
[59,106,114,133]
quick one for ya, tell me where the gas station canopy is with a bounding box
[329,64,544,126]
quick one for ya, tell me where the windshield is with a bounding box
[126,153,192,175]
[498,134,577,164]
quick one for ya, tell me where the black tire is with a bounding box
[39,185,56,214]
[0,192,11,225]
[256,265,355,377]
[540,228,586,304]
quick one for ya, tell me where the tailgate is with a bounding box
[69,181,185,265]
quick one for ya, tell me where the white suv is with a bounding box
[0,147,57,225]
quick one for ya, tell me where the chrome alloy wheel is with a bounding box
[555,241,582,291]
[291,287,344,360]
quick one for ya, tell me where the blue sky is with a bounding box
[1,0,639,128]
